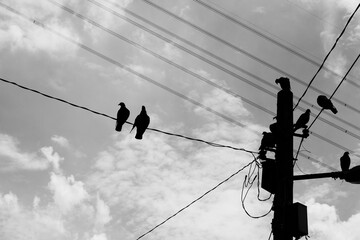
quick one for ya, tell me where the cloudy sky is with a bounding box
[1,0,360,239]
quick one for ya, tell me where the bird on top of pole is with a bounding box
[116,102,130,132]
[275,77,291,91]
[130,106,150,140]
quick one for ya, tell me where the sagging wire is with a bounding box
[240,160,273,219]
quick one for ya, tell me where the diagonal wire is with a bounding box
[294,3,360,110]
[194,0,360,90]
[83,0,360,143]
[0,2,348,170]
[136,160,256,240]
[92,0,360,137]
[0,76,257,153]
[0,1,246,129]
[141,0,360,126]
[308,53,360,130]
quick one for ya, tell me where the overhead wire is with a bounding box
[0,76,257,154]
[136,159,258,240]
[309,53,360,130]
[293,2,360,110]
[0,1,247,129]
[0,2,346,171]
[84,0,360,155]
[92,0,360,137]
[49,0,275,117]
[194,0,360,91]
[141,0,360,119]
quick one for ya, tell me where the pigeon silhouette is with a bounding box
[340,151,350,171]
[293,109,310,132]
[130,106,150,139]
[275,77,291,91]
[259,132,275,151]
[317,95,337,114]
[115,102,130,132]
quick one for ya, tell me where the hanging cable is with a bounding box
[0,76,258,153]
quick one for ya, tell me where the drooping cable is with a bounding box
[294,3,360,110]
[0,76,258,153]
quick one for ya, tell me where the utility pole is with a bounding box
[272,87,293,240]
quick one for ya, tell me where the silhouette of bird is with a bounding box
[115,102,130,132]
[259,132,275,151]
[293,109,311,132]
[130,106,150,139]
[275,77,291,91]
[317,95,337,114]
[340,152,350,171]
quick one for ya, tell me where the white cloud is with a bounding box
[0,133,50,171]
[41,146,64,173]
[51,135,70,148]
[48,173,89,214]
[94,194,112,231]
[0,192,67,240]
[0,0,80,58]
[90,233,108,240]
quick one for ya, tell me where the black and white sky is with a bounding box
[1,0,360,239]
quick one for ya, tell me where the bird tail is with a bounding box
[331,107,338,114]
[115,123,122,132]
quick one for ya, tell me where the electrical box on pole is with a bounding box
[272,84,293,240]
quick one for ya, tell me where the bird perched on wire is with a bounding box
[259,132,275,151]
[115,102,130,132]
[275,77,291,91]
[293,109,311,132]
[340,152,350,171]
[130,106,150,139]
[317,95,337,114]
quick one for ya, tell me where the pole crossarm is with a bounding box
[293,172,344,181]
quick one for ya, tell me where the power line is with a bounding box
[0,2,346,172]
[87,0,360,141]
[194,0,360,91]
[0,1,247,129]
[309,53,360,131]
[136,159,257,240]
[294,3,360,110]
[141,0,360,126]
[0,76,257,153]
[49,0,275,117]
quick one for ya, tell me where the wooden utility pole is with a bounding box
[273,88,293,240]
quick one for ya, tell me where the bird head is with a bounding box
[345,151,349,156]
[118,102,125,107]
[306,109,311,113]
